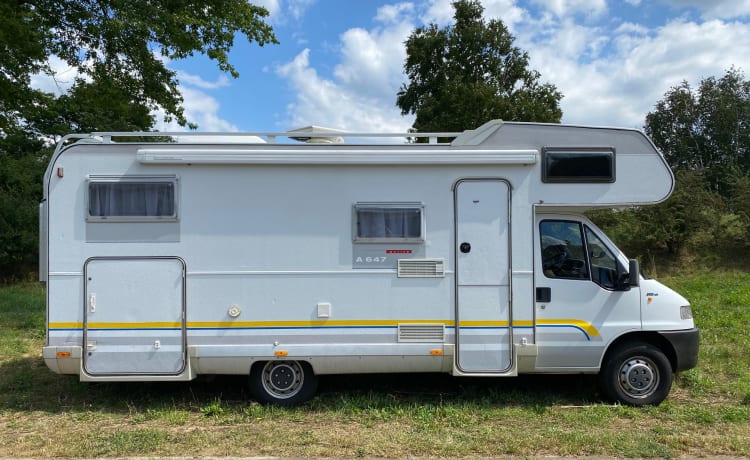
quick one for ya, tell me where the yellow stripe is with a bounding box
[49,318,599,336]
[536,318,600,337]
[457,320,510,327]
[190,319,455,328]
[49,322,83,329]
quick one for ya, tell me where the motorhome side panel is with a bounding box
[44,143,537,377]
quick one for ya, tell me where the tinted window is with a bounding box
[543,149,615,183]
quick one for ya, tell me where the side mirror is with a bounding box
[628,259,640,287]
[616,259,640,291]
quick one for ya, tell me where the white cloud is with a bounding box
[376,2,415,23]
[333,15,414,102]
[177,73,231,90]
[422,0,454,24]
[525,17,750,127]
[531,0,607,19]
[287,0,316,20]
[659,0,750,20]
[275,4,418,132]
[276,48,412,132]
[153,85,239,132]
[482,0,527,28]
[260,0,316,24]
[423,0,526,29]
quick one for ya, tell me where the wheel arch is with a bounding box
[601,331,678,372]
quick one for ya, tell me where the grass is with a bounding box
[1,272,749,457]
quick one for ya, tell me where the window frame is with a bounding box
[86,175,179,223]
[352,202,425,244]
[542,147,616,183]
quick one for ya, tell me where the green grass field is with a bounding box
[0,272,748,457]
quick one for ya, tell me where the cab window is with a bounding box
[540,221,589,280]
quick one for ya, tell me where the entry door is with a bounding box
[455,179,512,373]
[83,257,186,375]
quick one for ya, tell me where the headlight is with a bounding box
[680,305,693,320]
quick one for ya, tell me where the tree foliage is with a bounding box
[645,68,750,196]
[0,134,49,280]
[396,0,562,133]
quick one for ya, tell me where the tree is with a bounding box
[645,68,750,196]
[0,0,278,132]
[396,0,562,133]
[591,68,750,266]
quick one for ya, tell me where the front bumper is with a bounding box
[659,328,700,372]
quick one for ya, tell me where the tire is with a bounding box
[599,342,673,406]
[249,360,318,406]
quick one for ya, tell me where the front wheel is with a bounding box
[249,360,318,406]
[599,342,673,406]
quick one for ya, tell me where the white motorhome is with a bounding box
[40,121,699,406]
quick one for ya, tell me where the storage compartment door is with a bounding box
[455,179,512,373]
[83,257,186,375]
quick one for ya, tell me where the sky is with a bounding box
[34,0,750,135]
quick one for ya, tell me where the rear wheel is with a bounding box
[599,342,673,406]
[249,360,318,406]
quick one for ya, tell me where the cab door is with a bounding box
[534,217,641,369]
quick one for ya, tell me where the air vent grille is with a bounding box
[397,258,445,278]
[398,324,445,343]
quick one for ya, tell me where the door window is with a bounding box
[540,220,624,290]
[540,221,589,280]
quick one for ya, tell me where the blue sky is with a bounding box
[34,0,750,134]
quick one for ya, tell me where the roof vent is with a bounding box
[288,125,345,144]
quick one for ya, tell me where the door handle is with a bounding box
[536,287,551,303]
[459,242,471,253]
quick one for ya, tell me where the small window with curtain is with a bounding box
[353,203,424,243]
[87,176,178,222]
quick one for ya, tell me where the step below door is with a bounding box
[83,257,186,375]
[455,179,512,373]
